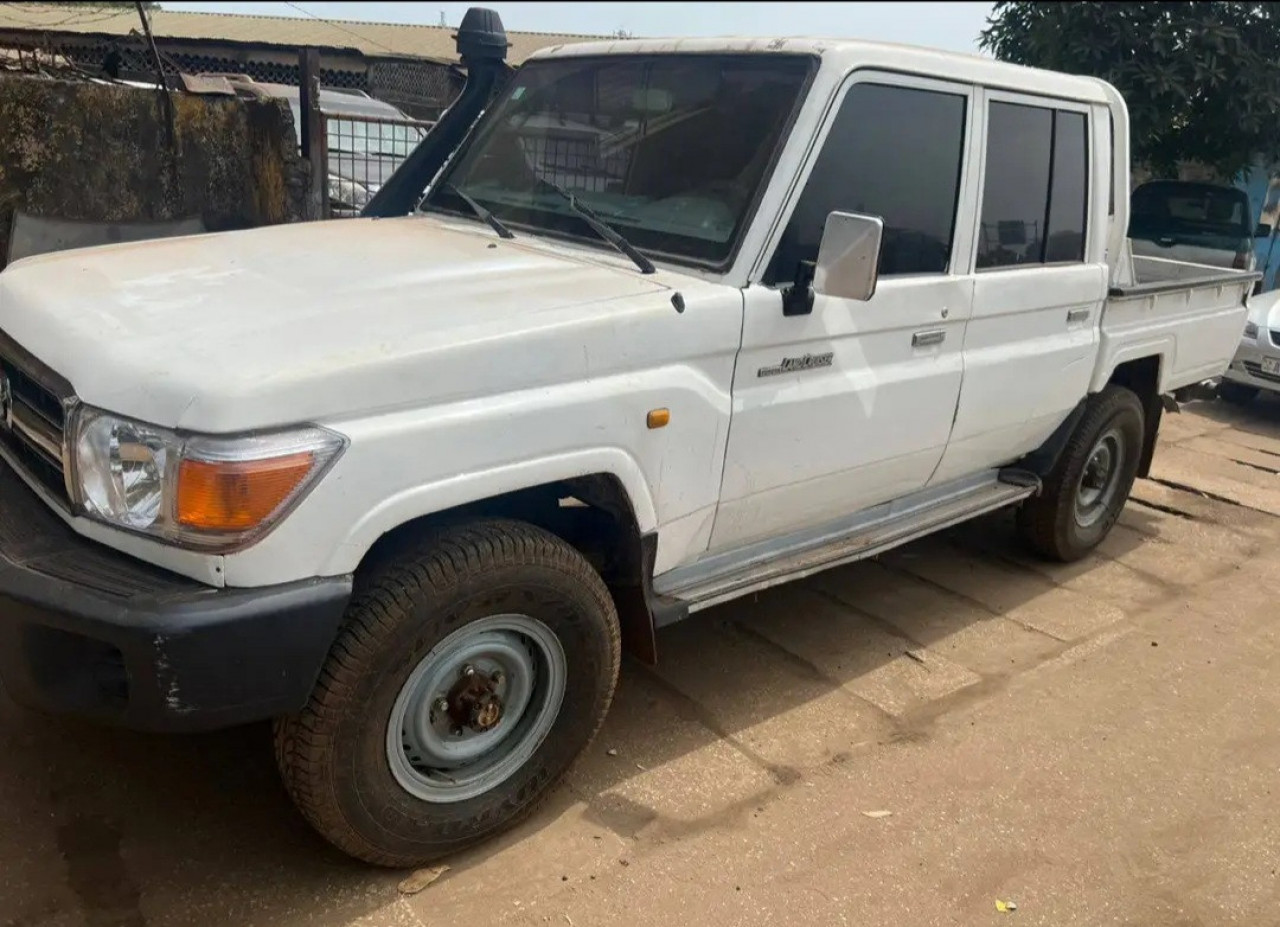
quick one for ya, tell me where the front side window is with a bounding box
[423,54,814,266]
[977,101,1089,269]
[765,81,968,285]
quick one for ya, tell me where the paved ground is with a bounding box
[4,398,1280,927]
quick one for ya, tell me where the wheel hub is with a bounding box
[385,615,567,804]
[441,667,507,733]
[1074,427,1125,528]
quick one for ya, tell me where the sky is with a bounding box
[161,2,997,55]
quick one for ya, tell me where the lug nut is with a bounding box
[491,669,504,685]
[434,697,449,714]
[461,664,476,678]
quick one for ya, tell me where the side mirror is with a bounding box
[1257,222,1272,238]
[814,211,884,302]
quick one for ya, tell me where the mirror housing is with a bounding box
[814,211,884,302]
[1256,222,1272,238]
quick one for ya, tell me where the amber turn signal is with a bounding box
[176,452,315,531]
[646,408,670,429]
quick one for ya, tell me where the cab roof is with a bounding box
[529,36,1114,106]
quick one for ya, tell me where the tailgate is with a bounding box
[1097,252,1260,393]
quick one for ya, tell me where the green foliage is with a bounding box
[979,2,1280,179]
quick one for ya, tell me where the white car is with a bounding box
[0,30,1259,868]
[219,75,428,215]
[1220,289,1280,403]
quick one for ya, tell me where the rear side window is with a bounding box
[977,101,1089,269]
[765,82,966,284]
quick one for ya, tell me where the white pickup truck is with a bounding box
[0,19,1259,867]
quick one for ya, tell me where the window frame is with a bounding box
[753,68,983,288]
[971,88,1094,274]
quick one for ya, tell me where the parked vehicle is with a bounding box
[1129,179,1264,272]
[218,75,428,215]
[1219,288,1280,403]
[0,13,1260,869]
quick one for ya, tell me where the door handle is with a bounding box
[1067,308,1091,323]
[912,329,946,347]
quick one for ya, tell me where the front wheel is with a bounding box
[1017,386,1145,562]
[274,519,621,868]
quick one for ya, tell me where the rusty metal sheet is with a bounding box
[176,72,236,95]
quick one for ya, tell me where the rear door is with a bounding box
[710,73,981,551]
[931,90,1108,484]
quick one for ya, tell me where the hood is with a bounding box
[0,216,670,432]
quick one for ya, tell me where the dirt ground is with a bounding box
[4,398,1280,927]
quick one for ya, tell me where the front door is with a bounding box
[710,72,983,552]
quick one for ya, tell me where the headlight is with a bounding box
[328,174,371,210]
[1244,321,1260,340]
[70,407,346,551]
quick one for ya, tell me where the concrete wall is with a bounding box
[0,74,308,269]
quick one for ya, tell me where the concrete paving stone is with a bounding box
[809,559,1062,677]
[735,585,983,719]
[650,614,893,773]
[945,512,1175,614]
[401,799,627,926]
[1150,445,1280,515]
[563,667,777,834]
[1180,433,1280,472]
[1098,521,1246,590]
[1212,425,1280,458]
[1150,410,1231,444]
[881,537,1126,642]
[1129,478,1280,537]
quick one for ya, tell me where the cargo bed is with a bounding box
[1093,248,1261,394]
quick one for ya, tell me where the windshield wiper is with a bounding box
[448,184,515,240]
[543,180,655,275]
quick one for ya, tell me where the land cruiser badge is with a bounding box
[757,352,834,378]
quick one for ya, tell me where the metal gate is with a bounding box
[322,111,435,218]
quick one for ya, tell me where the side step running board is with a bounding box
[659,471,1040,618]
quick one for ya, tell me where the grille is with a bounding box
[1242,361,1280,384]
[0,348,69,503]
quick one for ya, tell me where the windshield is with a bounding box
[1129,182,1253,251]
[422,53,813,266]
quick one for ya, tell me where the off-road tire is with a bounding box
[1017,385,1144,563]
[1218,381,1259,406]
[273,519,621,868]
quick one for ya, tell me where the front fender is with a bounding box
[321,447,659,577]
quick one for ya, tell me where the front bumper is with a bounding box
[1223,332,1280,393]
[0,463,351,732]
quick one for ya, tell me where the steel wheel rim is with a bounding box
[1075,426,1125,528]
[386,614,567,804]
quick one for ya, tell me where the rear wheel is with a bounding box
[1017,386,1144,562]
[1218,381,1259,405]
[274,519,621,868]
